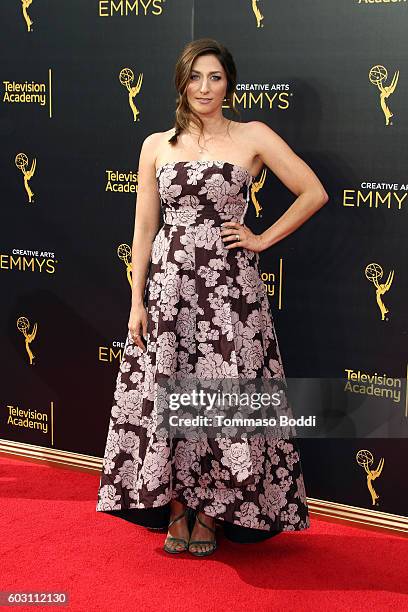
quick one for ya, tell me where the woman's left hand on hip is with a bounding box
[220,221,264,253]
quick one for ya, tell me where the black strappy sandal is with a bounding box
[163,509,190,554]
[188,513,217,557]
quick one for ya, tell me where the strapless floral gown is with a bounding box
[96,160,310,535]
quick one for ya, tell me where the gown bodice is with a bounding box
[155,160,253,227]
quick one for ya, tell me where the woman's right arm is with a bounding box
[128,133,161,351]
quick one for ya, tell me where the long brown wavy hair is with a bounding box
[168,38,241,147]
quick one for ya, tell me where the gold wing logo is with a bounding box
[117,243,132,287]
[251,0,264,28]
[15,152,36,203]
[368,65,399,126]
[21,0,34,32]
[119,68,143,122]
[365,262,394,321]
[17,316,37,364]
[356,449,384,506]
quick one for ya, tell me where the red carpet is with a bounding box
[1,454,407,611]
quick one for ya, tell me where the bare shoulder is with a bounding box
[239,120,282,146]
[140,128,176,166]
[228,120,283,173]
[240,121,328,201]
[231,119,281,151]
[138,129,173,172]
[239,120,298,163]
[140,130,167,155]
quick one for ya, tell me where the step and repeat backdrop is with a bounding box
[1,1,407,520]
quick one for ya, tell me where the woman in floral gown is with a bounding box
[96,38,328,556]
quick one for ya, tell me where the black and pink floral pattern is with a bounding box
[96,160,310,533]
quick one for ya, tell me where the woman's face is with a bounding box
[186,53,228,115]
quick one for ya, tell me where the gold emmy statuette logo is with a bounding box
[17,316,37,364]
[356,449,384,506]
[251,0,264,27]
[119,68,143,122]
[251,168,267,217]
[15,152,36,203]
[21,0,34,32]
[369,64,399,126]
[117,243,132,287]
[365,262,394,321]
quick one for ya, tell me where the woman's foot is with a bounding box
[163,500,190,553]
[188,512,217,556]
